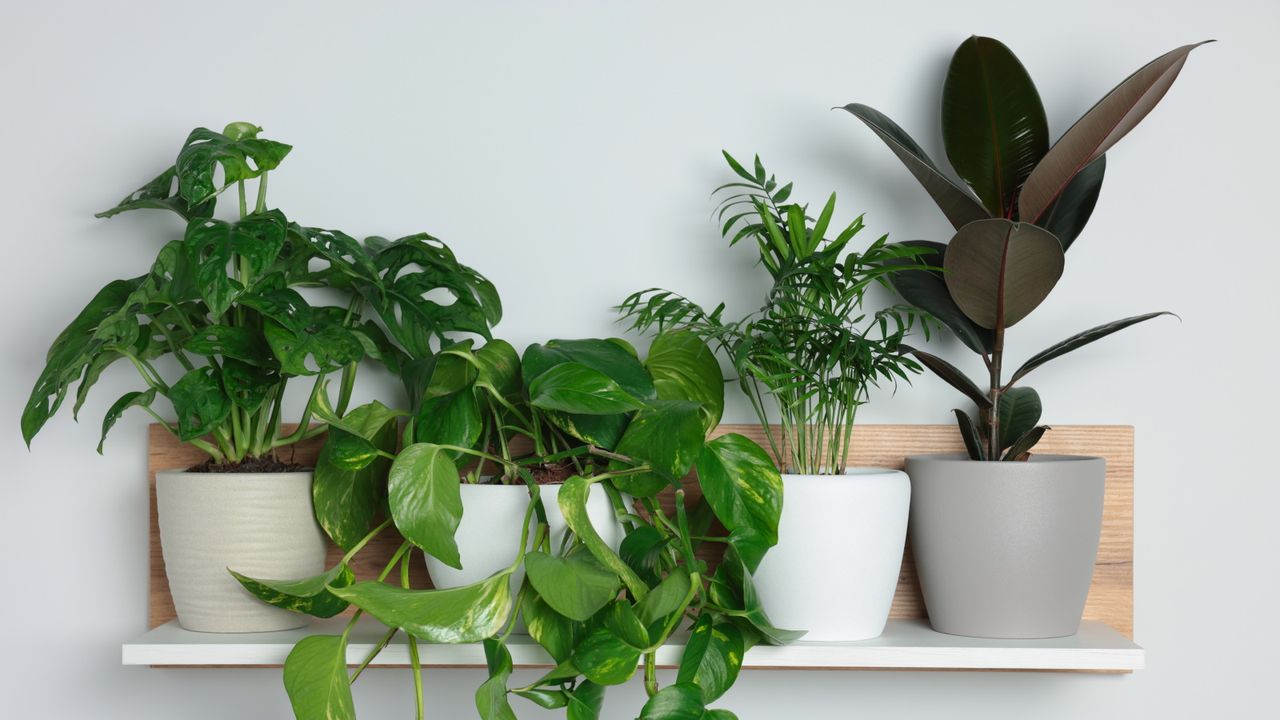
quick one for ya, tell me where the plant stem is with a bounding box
[643,652,658,697]
[255,172,269,213]
[349,626,398,683]
[342,518,393,565]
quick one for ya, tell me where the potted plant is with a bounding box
[21,122,500,633]
[619,153,928,641]
[236,331,793,719]
[842,37,1208,638]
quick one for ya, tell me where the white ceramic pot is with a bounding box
[425,482,624,589]
[156,471,327,633]
[753,469,911,641]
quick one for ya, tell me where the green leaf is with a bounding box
[695,434,783,563]
[524,550,622,622]
[638,683,708,720]
[474,339,522,399]
[902,344,991,409]
[324,427,379,471]
[841,103,990,231]
[884,241,994,354]
[412,388,482,453]
[282,635,355,720]
[571,625,642,686]
[528,362,645,415]
[678,616,745,703]
[610,400,705,497]
[168,366,231,441]
[544,411,629,450]
[183,325,275,367]
[522,338,656,400]
[330,573,513,643]
[565,681,606,720]
[175,126,292,205]
[644,331,725,433]
[1019,41,1213,224]
[943,218,1064,329]
[312,406,398,550]
[619,526,670,587]
[183,211,287,317]
[219,359,278,413]
[98,388,156,453]
[96,166,215,220]
[522,589,584,663]
[1009,312,1174,384]
[997,386,1042,452]
[707,548,803,645]
[230,564,355,619]
[558,476,648,601]
[1039,155,1106,250]
[513,688,569,710]
[635,568,692,626]
[942,36,1048,218]
[603,600,650,650]
[388,443,463,568]
[475,638,517,720]
[22,278,140,446]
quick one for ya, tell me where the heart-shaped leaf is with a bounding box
[559,476,647,600]
[312,404,398,551]
[522,590,585,663]
[695,434,783,565]
[635,568,693,627]
[524,550,622,622]
[388,443,463,568]
[1019,41,1212,224]
[331,573,512,643]
[610,400,705,497]
[283,635,355,720]
[566,682,606,720]
[678,616,745,703]
[529,362,646,415]
[475,638,517,720]
[943,218,1064,329]
[571,622,643,686]
[644,331,725,432]
[522,338,657,401]
[230,563,355,619]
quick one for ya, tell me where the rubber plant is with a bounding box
[841,37,1209,460]
[619,152,929,473]
[236,333,792,719]
[20,122,500,468]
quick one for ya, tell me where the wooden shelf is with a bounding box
[122,618,1143,672]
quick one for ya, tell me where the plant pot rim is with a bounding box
[781,466,904,478]
[155,470,315,480]
[906,452,1103,464]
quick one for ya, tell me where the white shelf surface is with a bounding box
[123,617,1143,672]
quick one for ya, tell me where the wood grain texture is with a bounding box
[147,424,1133,636]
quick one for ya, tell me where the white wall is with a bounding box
[2,1,1277,717]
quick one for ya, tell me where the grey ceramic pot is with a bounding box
[905,453,1105,639]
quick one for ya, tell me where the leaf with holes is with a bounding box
[168,366,231,441]
[175,125,292,205]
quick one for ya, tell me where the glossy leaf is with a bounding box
[312,405,398,551]
[230,563,355,618]
[953,408,987,461]
[1004,425,1050,460]
[183,212,287,317]
[638,683,712,720]
[412,388,482,452]
[645,331,725,432]
[571,624,643,686]
[943,219,1064,329]
[474,339,522,400]
[942,36,1048,217]
[528,362,646,415]
[635,568,692,627]
[183,325,274,367]
[282,635,355,720]
[997,386,1042,451]
[330,573,512,643]
[559,476,648,600]
[522,590,584,663]
[475,638,517,720]
[169,366,231,441]
[842,103,990,230]
[902,344,991,409]
[175,125,292,205]
[1010,311,1174,384]
[611,400,705,497]
[1019,41,1212,224]
[545,411,630,450]
[678,616,745,703]
[523,338,657,400]
[695,434,783,563]
[565,681,606,720]
[707,548,803,645]
[619,526,670,587]
[388,443,463,568]
[524,550,622,622]
[1039,155,1106,250]
[885,241,994,354]
[95,166,214,221]
[97,388,156,453]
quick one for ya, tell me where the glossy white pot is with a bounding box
[156,471,327,633]
[753,469,910,641]
[425,482,623,589]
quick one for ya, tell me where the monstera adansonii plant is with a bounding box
[843,37,1209,460]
